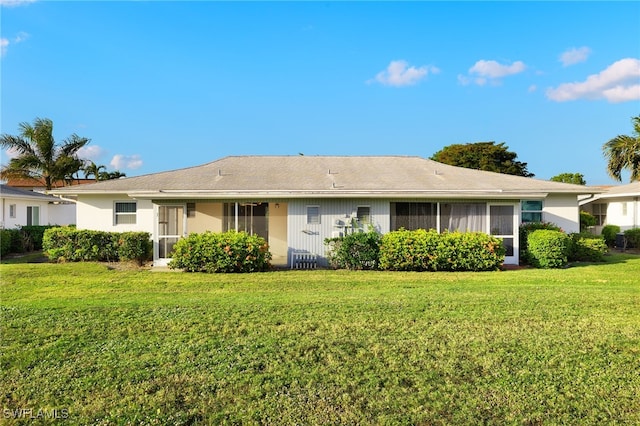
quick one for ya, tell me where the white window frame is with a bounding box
[306,205,320,225]
[114,201,137,225]
[26,206,40,226]
[9,204,16,218]
[521,200,543,223]
[357,206,371,225]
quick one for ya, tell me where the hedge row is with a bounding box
[168,231,271,273]
[0,225,57,257]
[43,227,151,264]
[326,229,506,272]
[526,229,608,268]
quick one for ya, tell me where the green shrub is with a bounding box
[580,211,597,231]
[169,230,271,273]
[325,230,381,270]
[1,229,13,257]
[601,224,621,247]
[20,225,56,251]
[624,228,640,248]
[116,232,152,264]
[527,230,570,269]
[379,229,505,272]
[519,222,562,264]
[568,233,607,262]
[43,227,151,263]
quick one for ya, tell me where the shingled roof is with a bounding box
[48,156,599,199]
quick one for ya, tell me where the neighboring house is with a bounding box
[580,181,640,234]
[49,156,598,267]
[0,184,76,229]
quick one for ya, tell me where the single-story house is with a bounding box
[49,156,598,267]
[580,181,640,234]
[1,184,76,229]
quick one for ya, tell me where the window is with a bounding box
[521,200,543,223]
[115,202,137,225]
[357,206,371,225]
[187,202,196,218]
[307,206,320,224]
[622,202,628,217]
[591,203,607,226]
[26,206,40,226]
[9,204,16,218]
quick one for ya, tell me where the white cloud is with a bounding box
[3,146,20,160]
[0,38,8,57]
[546,58,640,103]
[0,0,36,7]
[370,60,439,87]
[110,154,143,170]
[1,32,30,57]
[560,46,591,67]
[459,59,526,86]
[528,85,537,93]
[77,145,107,162]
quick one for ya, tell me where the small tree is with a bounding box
[550,173,586,185]
[580,211,596,232]
[431,141,534,177]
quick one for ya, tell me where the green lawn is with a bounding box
[1,254,639,425]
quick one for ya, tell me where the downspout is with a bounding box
[635,197,639,228]
[235,202,239,232]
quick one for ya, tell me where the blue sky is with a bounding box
[2,1,639,185]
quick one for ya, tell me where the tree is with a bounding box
[0,118,89,190]
[550,172,586,185]
[83,161,126,181]
[603,115,640,182]
[430,141,534,177]
[83,161,107,180]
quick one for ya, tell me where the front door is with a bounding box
[488,204,518,265]
[156,205,185,265]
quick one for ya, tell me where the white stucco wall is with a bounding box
[47,203,76,226]
[76,195,154,233]
[606,198,640,231]
[543,194,580,233]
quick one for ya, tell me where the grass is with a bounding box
[1,254,639,425]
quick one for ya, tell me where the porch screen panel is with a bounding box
[442,203,486,232]
[490,206,513,235]
[392,202,437,231]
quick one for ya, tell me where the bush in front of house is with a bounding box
[568,233,608,262]
[601,224,621,247]
[43,227,151,264]
[527,230,570,269]
[325,229,382,270]
[519,222,562,264]
[378,229,505,272]
[1,229,13,257]
[168,230,271,273]
[624,228,640,248]
[580,211,597,232]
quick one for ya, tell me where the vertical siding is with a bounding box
[287,198,389,266]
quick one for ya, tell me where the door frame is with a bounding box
[487,202,519,265]
[153,203,187,267]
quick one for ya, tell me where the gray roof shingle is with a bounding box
[48,156,598,198]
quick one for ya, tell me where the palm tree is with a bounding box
[83,161,107,181]
[603,115,640,182]
[0,117,89,190]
